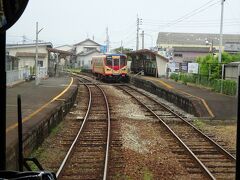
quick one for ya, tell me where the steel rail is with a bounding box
[119,86,216,180]
[56,78,92,178]
[59,74,111,179]
[99,85,111,180]
[126,85,236,161]
[76,75,111,180]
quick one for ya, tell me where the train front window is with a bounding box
[113,58,119,66]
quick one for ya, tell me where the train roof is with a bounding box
[92,53,127,58]
[104,53,126,56]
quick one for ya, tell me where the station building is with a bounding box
[127,49,169,77]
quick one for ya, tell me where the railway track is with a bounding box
[56,76,111,179]
[118,85,236,180]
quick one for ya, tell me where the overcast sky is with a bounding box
[6,0,240,49]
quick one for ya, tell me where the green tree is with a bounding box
[197,52,240,80]
[113,47,133,54]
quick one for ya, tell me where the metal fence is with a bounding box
[7,67,48,85]
[7,68,30,85]
[38,67,47,79]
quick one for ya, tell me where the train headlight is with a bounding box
[122,68,126,71]
[106,68,111,71]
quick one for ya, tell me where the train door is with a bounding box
[112,55,120,74]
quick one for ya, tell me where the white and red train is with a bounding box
[91,54,129,82]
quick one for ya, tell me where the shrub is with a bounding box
[170,73,178,82]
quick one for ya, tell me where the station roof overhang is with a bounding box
[127,49,168,62]
[47,48,73,56]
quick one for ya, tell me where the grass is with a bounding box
[143,168,154,180]
[65,68,81,74]
[27,121,65,171]
[192,119,206,129]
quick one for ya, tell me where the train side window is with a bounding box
[120,57,126,66]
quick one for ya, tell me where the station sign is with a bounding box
[188,63,199,74]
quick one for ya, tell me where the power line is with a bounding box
[166,0,220,26]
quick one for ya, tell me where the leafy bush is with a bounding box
[170,73,179,82]
[212,79,236,95]
[171,72,237,96]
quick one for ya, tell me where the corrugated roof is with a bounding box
[157,32,240,46]
[16,52,47,58]
[225,61,240,67]
[127,49,168,61]
[6,42,53,48]
[47,48,73,55]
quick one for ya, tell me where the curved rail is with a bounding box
[56,75,111,179]
[56,78,92,178]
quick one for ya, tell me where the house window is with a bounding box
[174,53,183,57]
[37,60,43,67]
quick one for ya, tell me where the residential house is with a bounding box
[74,38,101,69]
[172,46,210,72]
[156,32,240,72]
[6,42,52,79]
[6,42,52,71]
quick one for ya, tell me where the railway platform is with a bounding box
[6,75,78,168]
[137,75,237,120]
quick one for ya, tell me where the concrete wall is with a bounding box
[225,66,238,81]
[156,56,167,77]
[130,76,211,118]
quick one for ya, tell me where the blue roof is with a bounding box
[105,53,126,56]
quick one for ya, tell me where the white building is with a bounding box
[74,39,101,69]
[6,42,52,70]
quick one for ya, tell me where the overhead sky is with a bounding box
[6,0,240,50]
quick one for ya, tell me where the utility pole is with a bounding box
[141,30,144,49]
[211,39,214,57]
[35,22,43,85]
[136,15,142,51]
[218,0,225,63]
[218,0,225,94]
[106,27,110,53]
